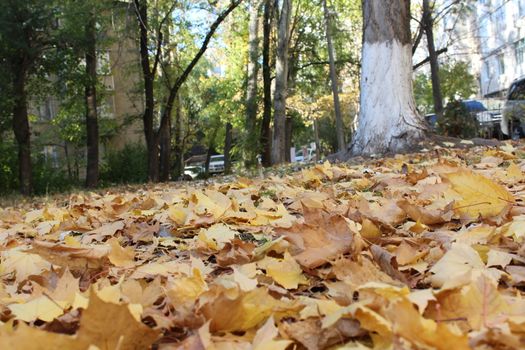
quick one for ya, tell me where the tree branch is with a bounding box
[413,47,448,70]
[160,0,244,130]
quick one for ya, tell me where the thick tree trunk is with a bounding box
[260,0,273,167]
[323,0,345,152]
[271,0,292,165]
[245,0,260,166]
[350,0,426,156]
[85,13,99,188]
[423,0,443,118]
[12,61,32,195]
[224,122,233,174]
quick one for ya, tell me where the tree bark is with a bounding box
[134,0,159,182]
[271,0,292,165]
[323,0,345,152]
[260,0,273,167]
[159,111,171,182]
[350,0,426,156]
[85,11,99,188]
[224,122,233,174]
[245,0,260,166]
[423,0,444,118]
[12,59,32,195]
[284,116,293,162]
[313,118,321,161]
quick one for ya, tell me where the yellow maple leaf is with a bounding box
[442,169,514,221]
[8,296,67,322]
[0,250,51,282]
[261,252,308,289]
[107,237,135,268]
[252,316,292,350]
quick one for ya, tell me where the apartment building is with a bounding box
[477,0,525,97]
[32,2,144,168]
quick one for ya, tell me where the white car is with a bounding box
[295,148,314,163]
[208,155,225,173]
[183,166,203,180]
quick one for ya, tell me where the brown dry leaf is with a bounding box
[431,274,511,331]
[199,285,296,332]
[75,289,160,349]
[277,212,355,268]
[28,240,110,269]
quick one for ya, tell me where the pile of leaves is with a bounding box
[1,142,525,350]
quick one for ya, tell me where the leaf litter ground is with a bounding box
[1,142,525,349]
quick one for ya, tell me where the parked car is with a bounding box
[208,155,225,174]
[425,100,503,138]
[295,148,314,163]
[182,165,204,180]
[501,77,525,138]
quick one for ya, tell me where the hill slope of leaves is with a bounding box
[1,143,525,349]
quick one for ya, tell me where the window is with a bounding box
[508,80,525,100]
[97,51,111,75]
[516,38,525,65]
[497,54,505,75]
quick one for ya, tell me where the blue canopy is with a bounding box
[462,100,487,112]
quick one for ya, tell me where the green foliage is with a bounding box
[0,140,19,194]
[437,99,478,138]
[414,61,478,115]
[0,137,79,195]
[101,144,148,184]
[32,156,78,195]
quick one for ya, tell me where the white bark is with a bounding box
[271,0,292,165]
[351,40,425,155]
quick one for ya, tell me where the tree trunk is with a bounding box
[423,0,443,118]
[260,0,273,167]
[271,0,292,165]
[323,0,345,152]
[12,60,32,195]
[173,95,184,179]
[313,118,321,161]
[245,0,260,166]
[350,0,426,156]
[85,12,99,188]
[134,0,159,182]
[284,116,293,162]
[159,111,171,182]
[224,122,233,174]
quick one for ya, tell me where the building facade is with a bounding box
[31,2,144,173]
[477,0,525,97]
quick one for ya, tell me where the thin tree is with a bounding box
[423,0,443,118]
[245,0,261,166]
[322,0,345,153]
[271,0,292,165]
[350,0,426,155]
[84,8,99,188]
[259,0,274,167]
[134,0,243,182]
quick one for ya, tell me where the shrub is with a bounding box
[436,99,478,139]
[101,143,148,184]
[0,141,19,194]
